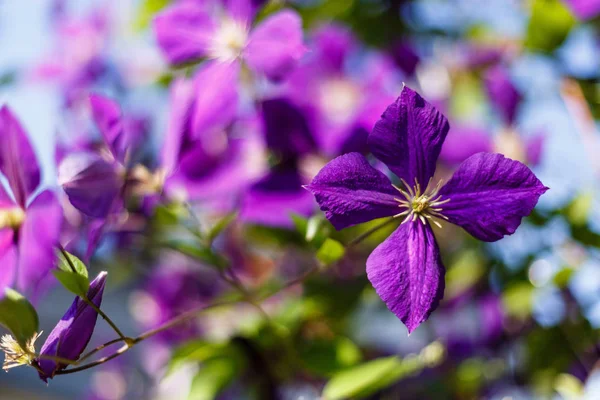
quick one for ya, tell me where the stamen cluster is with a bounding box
[393,178,450,228]
[0,332,41,371]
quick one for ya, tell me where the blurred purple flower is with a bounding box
[439,126,545,166]
[36,272,107,382]
[565,0,600,20]
[0,107,62,298]
[132,265,220,343]
[483,64,522,126]
[161,78,265,207]
[58,94,146,219]
[285,24,396,156]
[240,98,316,227]
[154,1,306,81]
[306,86,548,333]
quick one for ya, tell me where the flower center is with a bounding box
[1,332,42,371]
[318,78,361,124]
[0,207,26,230]
[392,178,450,228]
[209,18,249,62]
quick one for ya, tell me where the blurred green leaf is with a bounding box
[53,251,89,296]
[554,373,584,400]
[553,266,575,288]
[316,238,346,266]
[168,340,227,375]
[299,337,362,377]
[135,0,170,31]
[207,212,238,244]
[445,249,486,300]
[565,191,593,226]
[187,346,246,400]
[501,282,534,319]
[525,0,576,53]
[0,289,39,348]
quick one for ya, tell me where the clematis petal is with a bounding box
[439,126,493,165]
[564,0,600,20]
[89,94,128,163]
[161,78,194,175]
[438,153,548,242]
[366,222,445,334]
[243,10,306,81]
[225,0,266,24]
[241,164,315,227]
[0,106,41,207]
[306,152,400,230]
[58,152,122,218]
[17,191,62,295]
[0,229,17,297]
[368,86,449,188]
[312,23,357,73]
[483,65,522,125]
[191,61,240,140]
[36,272,107,382]
[261,98,316,158]
[526,133,545,166]
[153,2,217,65]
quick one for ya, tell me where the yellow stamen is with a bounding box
[392,178,450,228]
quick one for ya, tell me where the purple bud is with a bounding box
[35,272,107,382]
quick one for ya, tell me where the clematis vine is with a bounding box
[307,86,548,333]
[0,107,62,298]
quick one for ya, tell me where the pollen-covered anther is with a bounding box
[392,177,450,228]
[0,332,42,371]
[0,207,25,230]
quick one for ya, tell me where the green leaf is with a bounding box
[207,212,238,243]
[134,0,171,31]
[502,282,534,319]
[53,251,89,296]
[525,0,576,53]
[323,342,445,399]
[299,337,362,377]
[168,340,227,376]
[565,191,593,227]
[188,357,240,400]
[322,356,407,399]
[0,289,39,348]
[316,238,345,266]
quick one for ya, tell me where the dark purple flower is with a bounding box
[153,1,306,81]
[306,86,548,333]
[483,65,522,126]
[58,94,145,219]
[36,272,107,382]
[0,107,62,298]
[285,24,396,156]
[564,0,600,20]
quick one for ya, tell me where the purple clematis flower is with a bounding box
[36,272,107,382]
[58,94,145,218]
[306,86,548,333]
[153,0,306,81]
[483,64,522,126]
[0,107,62,298]
[564,0,600,20]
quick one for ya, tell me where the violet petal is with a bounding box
[89,94,128,163]
[0,106,41,207]
[243,10,306,81]
[153,2,217,65]
[368,86,449,188]
[483,65,522,126]
[58,152,122,218]
[191,61,240,139]
[438,153,548,242]
[366,222,445,334]
[0,229,17,297]
[306,152,399,230]
[16,191,62,295]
